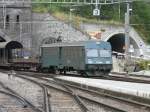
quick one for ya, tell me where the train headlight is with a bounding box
[88,59,93,64]
[96,61,103,64]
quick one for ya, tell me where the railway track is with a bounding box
[16,74,88,112]
[18,74,94,112]
[0,71,45,112]
[2,69,150,84]
[1,70,150,112]
[108,72,150,84]
[15,71,150,112]
[11,71,149,83]
[16,70,150,85]
[15,72,127,112]
[0,82,43,112]
[58,80,150,112]
[10,74,51,112]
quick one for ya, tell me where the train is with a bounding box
[38,40,112,76]
[0,40,113,76]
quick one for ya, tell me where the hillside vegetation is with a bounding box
[32,1,150,44]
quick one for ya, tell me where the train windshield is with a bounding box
[99,50,111,57]
[86,49,98,57]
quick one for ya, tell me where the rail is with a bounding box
[54,78,150,109]
[17,74,90,112]
[3,70,150,111]
[16,75,50,112]
[110,72,150,84]
[16,72,144,112]
[0,80,43,112]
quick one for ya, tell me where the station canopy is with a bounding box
[0,41,23,49]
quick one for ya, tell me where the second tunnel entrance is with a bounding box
[107,34,125,53]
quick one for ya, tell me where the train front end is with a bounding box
[85,41,112,75]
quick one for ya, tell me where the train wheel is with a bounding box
[55,69,60,75]
[63,70,66,75]
[79,71,88,77]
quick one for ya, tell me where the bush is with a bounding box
[136,60,150,70]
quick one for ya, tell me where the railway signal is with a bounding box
[93,8,100,16]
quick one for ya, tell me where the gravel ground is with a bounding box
[0,72,44,110]
[0,93,35,112]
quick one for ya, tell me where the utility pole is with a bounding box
[20,23,22,42]
[95,0,99,9]
[125,2,132,73]
[125,3,130,57]
[93,0,100,16]
[118,2,121,20]
[3,0,6,30]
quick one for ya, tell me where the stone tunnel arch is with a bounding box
[106,33,139,53]
[41,37,58,44]
[0,30,11,42]
[0,36,6,42]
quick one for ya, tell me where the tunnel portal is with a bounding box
[108,34,125,53]
[107,33,139,53]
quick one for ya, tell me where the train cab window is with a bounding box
[86,49,98,57]
[99,50,111,57]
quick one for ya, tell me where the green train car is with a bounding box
[39,40,112,76]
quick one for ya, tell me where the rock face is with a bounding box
[32,13,89,55]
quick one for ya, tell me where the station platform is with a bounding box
[130,70,150,77]
[56,76,150,99]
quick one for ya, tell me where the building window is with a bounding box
[6,15,10,28]
[6,15,9,22]
[16,15,20,23]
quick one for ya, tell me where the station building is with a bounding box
[0,0,32,49]
[0,0,31,65]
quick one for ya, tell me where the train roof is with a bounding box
[41,40,110,48]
